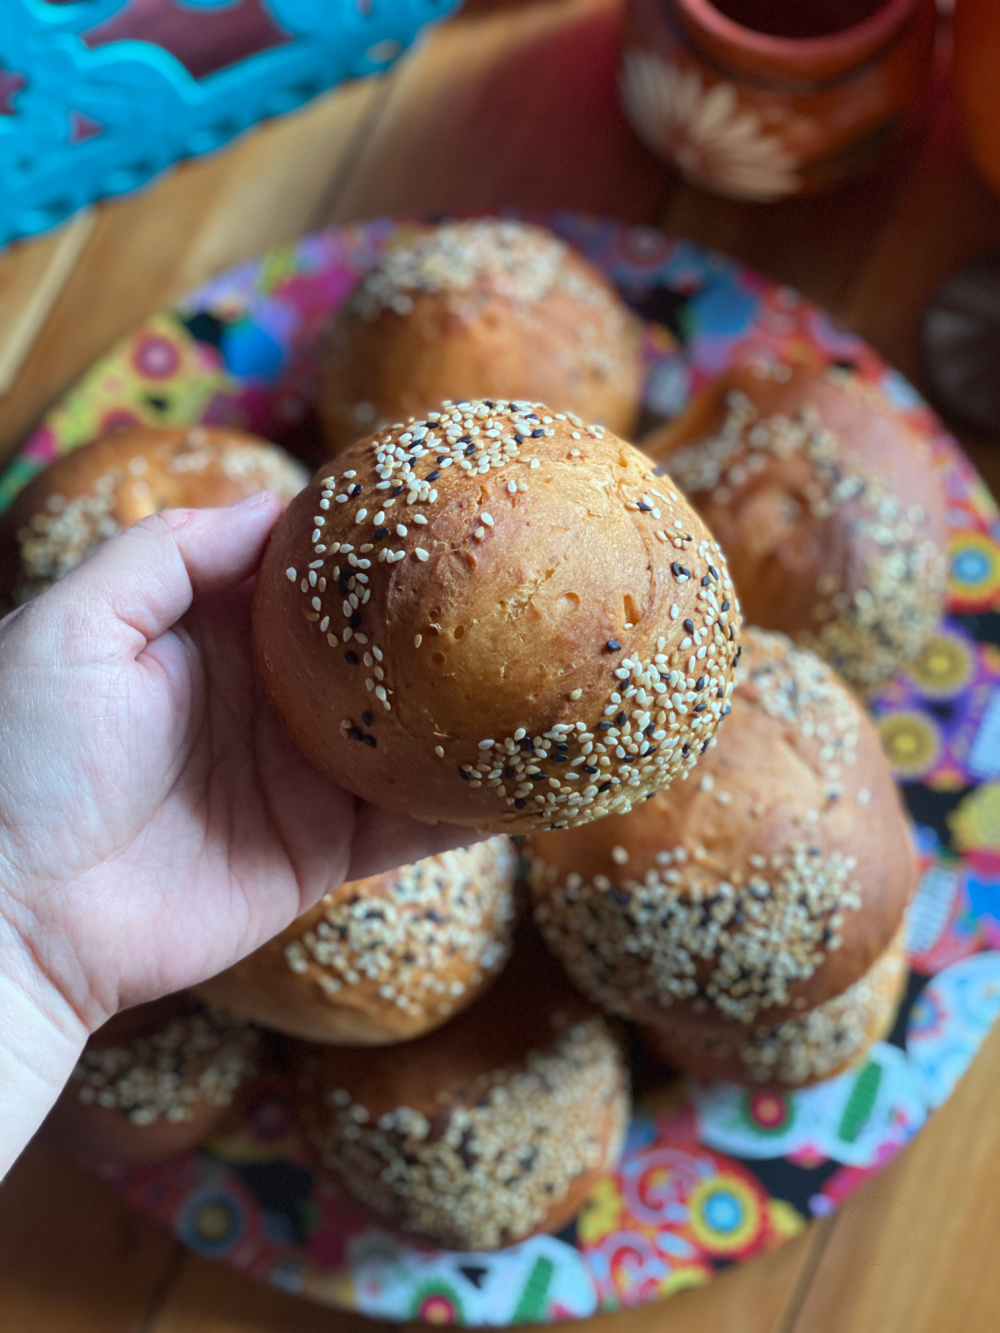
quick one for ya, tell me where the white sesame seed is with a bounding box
[479,739,495,749]
[414,634,422,648]
[508,481,517,493]
[396,524,407,537]
[480,513,494,526]
[415,548,429,561]
[435,746,445,758]
[285,567,297,581]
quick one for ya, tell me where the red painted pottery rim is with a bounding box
[674,0,922,81]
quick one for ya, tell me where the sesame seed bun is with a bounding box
[43,996,260,1165]
[641,359,949,694]
[529,628,916,1031]
[194,840,520,1045]
[319,219,643,453]
[253,400,741,834]
[639,924,908,1088]
[0,425,309,604]
[290,932,629,1251]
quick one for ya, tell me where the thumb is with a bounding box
[49,492,283,648]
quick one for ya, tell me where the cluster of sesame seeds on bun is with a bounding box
[651,360,948,693]
[642,924,908,1086]
[6,425,307,604]
[69,1010,259,1127]
[296,1015,627,1251]
[255,399,742,833]
[281,840,519,1022]
[352,219,622,327]
[529,627,916,1029]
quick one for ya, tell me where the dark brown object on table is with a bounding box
[253,401,740,833]
[641,359,949,694]
[529,627,917,1056]
[0,424,308,604]
[318,218,644,453]
[290,931,629,1251]
[43,995,260,1166]
[639,923,909,1088]
[195,838,519,1045]
[920,252,1000,439]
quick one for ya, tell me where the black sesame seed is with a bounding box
[606,639,622,652]
[458,768,471,781]
[722,600,731,611]
[373,527,390,540]
[597,721,613,731]
[348,727,363,741]
[702,575,711,586]
[598,781,612,792]
[716,689,724,699]
[682,743,691,755]
[683,619,695,634]
[392,485,403,497]
[514,433,524,444]
[550,755,567,763]
[349,483,363,497]
[645,723,655,737]
[701,740,710,754]
[349,612,361,629]
[671,562,682,577]
[426,470,441,482]
[583,765,599,774]
[729,626,736,641]
[695,676,707,691]
[520,737,535,751]
[362,712,373,726]
[609,887,631,905]
[464,443,476,456]
[531,428,545,438]
[503,767,516,780]
[484,400,495,409]
[722,703,731,716]
[694,703,707,713]
[529,771,547,782]
[362,734,377,748]
[679,566,691,577]
[616,711,627,726]
[637,501,652,512]
[709,565,719,580]
[515,798,527,809]
[345,651,360,665]
[458,435,472,444]
[339,577,350,596]
[437,455,448,463]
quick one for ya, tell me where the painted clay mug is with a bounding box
[620,0,937,200]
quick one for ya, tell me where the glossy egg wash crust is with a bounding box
[254,399,742,833]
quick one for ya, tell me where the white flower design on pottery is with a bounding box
[621,52,806,201]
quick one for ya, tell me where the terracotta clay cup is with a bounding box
[620,0,936,200]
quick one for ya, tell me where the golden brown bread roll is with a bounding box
[640,925,908,1088]
[44,995,259,1165]
[529,627,916,1032]
[253,400,741,833]
[194,839,519,1045]
[641,360,949,693]
[1,424,308,603]
[319,218,643,452]
[291,933,628,1250]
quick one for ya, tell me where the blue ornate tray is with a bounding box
[0,0,459,248]
[4,215,999,1321]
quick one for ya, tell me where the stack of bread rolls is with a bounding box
[10,217,936,1256]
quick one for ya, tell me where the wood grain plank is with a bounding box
[146,1248,389,1333]
[0,212,97,398]
[328,0,671,226]
[0,1139,178,1332]
[0,75,387,471]
[789,1023,1000,1333]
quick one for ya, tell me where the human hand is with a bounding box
[0,493,473,1172]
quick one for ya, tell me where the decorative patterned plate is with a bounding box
[4,215,1000,1323]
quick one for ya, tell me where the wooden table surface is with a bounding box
[2,2,1000,1329]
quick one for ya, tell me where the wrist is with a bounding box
[0,907,88,1179]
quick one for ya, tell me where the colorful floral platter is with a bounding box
[3,214,1000,1323]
